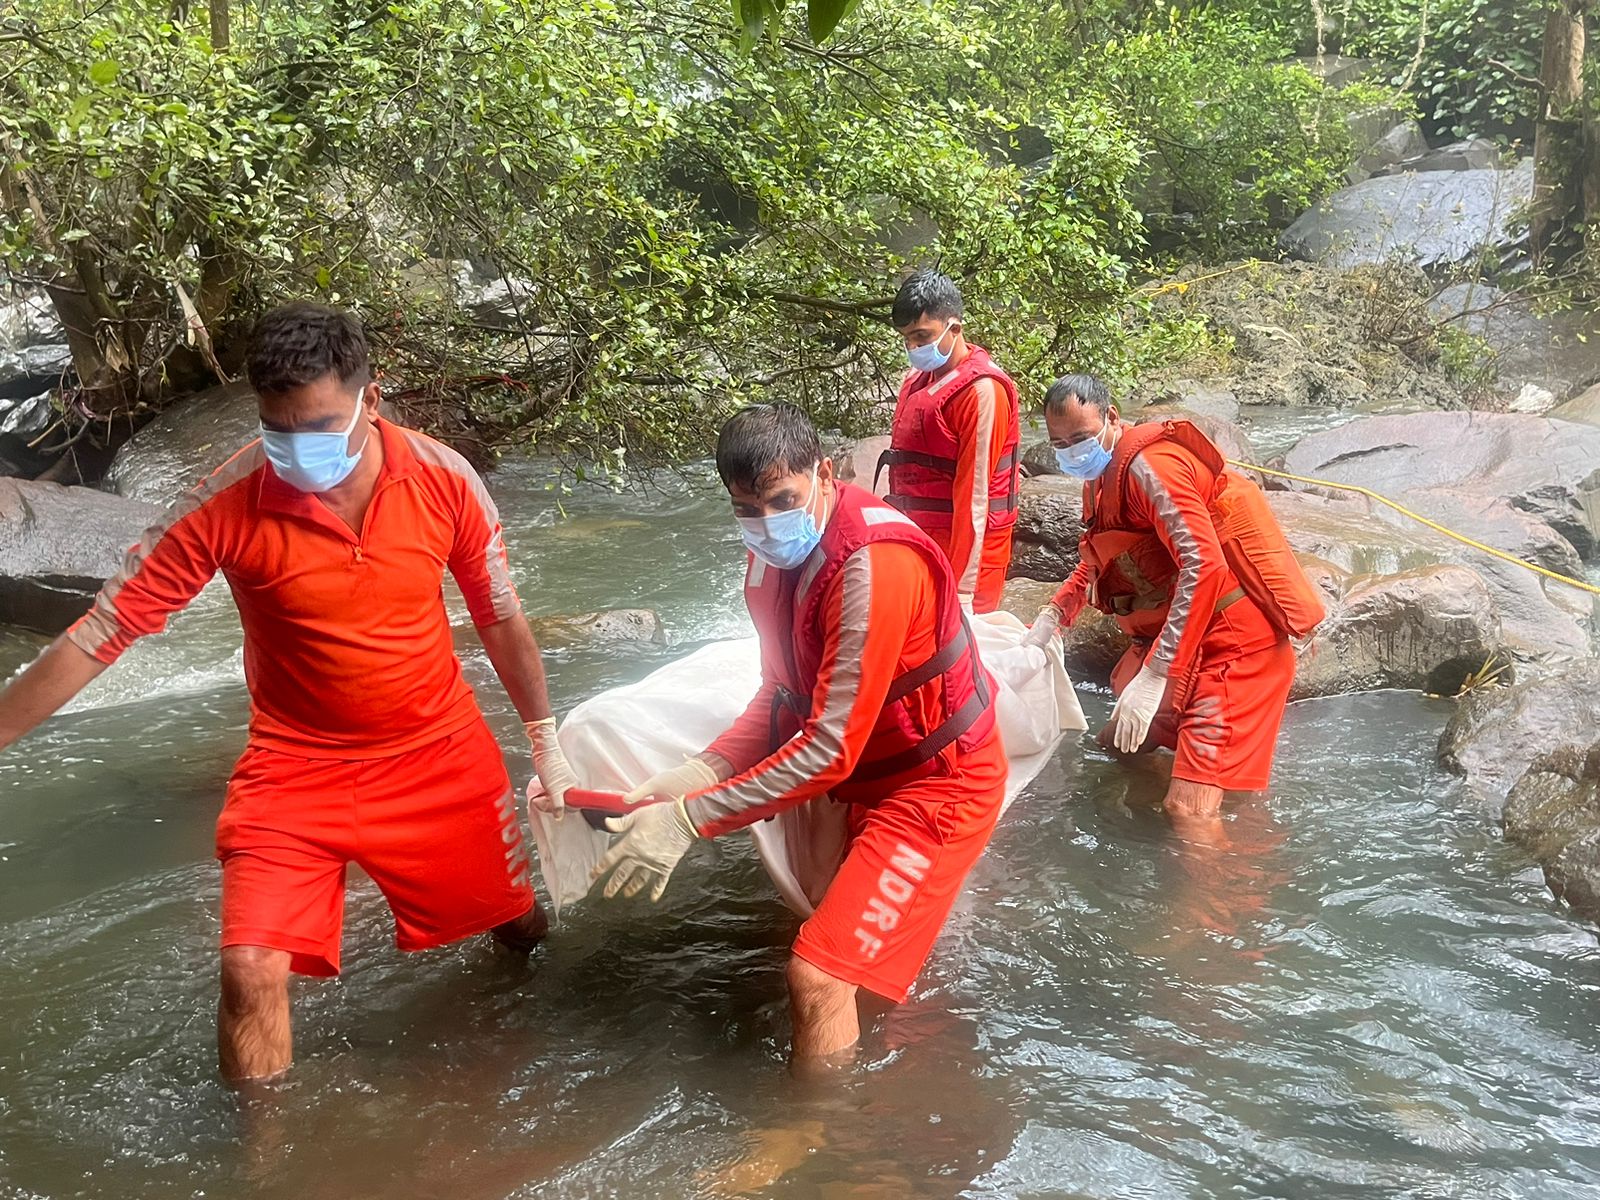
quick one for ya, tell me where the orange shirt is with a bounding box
[66,419,521,759]
[933,374,1016,602]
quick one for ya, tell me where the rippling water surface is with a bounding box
[1,461,1598,1199]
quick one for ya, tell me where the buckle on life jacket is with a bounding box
[854,614,991,782]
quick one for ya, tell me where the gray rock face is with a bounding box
[1349,120,1428,184]
[1428,283,1600,406]
[1009,475,1083,582]
[528,608,667,649]
[0,286,71,477]
[0,479,160,632]
[830,435,893,498]
[1376,137,1501,176]
[1282,412,1600,656]
[1446,675,1600,922]
[105,382,260,503]
[1290,562,1503,700]
[1551,384,1600,427]
[1438,660,1600,809]
[1281,159,1535,270]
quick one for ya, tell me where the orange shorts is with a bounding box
[1109,608,1296,792]
[216,719,534,976]
[791,731,1006,1002]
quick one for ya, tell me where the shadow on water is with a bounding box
[3,469,1600,1198]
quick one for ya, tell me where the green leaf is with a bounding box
[805,0,856,41]
[88,59,120,86]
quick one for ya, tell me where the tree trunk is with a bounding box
[210,0,229,50]
[1531,0,1587,261]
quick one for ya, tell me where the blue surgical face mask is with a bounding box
[1055,423,1115,481]
[261,391,367,493]
[906,321,956,373]
[738,464,824,569]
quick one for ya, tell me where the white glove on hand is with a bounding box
[1108,665,1167,753]
[524,717,578,814]
[621,756,721,805]
[593,799,699,902]
[1021,605,1062,650]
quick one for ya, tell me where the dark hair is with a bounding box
[246,301,370,397]
[1044,373,1112,417]
[716,403,821,493]
[891,269,964,328]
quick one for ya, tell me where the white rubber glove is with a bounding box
[621,756,721,805]
[592,799,699,902]
[1021,605,1062,650]
[524,717,578,814]
[1108,665,1167,753]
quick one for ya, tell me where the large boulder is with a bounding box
[1376,137,1501,176]
[1348,119,1428,185]
[106,382,260,503]
[528,608,666,649]
[1009,475,1083,582]
[1428,283,1600,407]
[1438,660,1600,808]
[0,285,71,478]
[0,479,159,632]
[1441,665,1600,921]
[830,435,892,498]
[1551,383,1600,427]
[1282,412,1600,656]
[1281,159,1535,271]
[1290,562,1504,700]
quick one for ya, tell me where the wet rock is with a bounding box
[830,435,892,498]
[1552,384,1600,427]
[1290,563,1504,700]
[1281,159,1535,271]
[1349,120,1428,184]
[0,285,68,401]
[105,382,259,503]
[1438,660,1600,810]
[998,576,1129,682]
[1019,437,1061,478]
[1128,380,1241,424]
[0,479,160,633]
[528,608,666,649]
[1428,283,1600,406]
[1377,138,1501,176]
[1282,412,1600,656]
[1497,739,1600,922]
[1009,475,1083,582]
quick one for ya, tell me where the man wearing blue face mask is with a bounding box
[594,403,1008,1068]
[0,301,574,1083]
[1022,374,1317,831]
[876,270,1021,614]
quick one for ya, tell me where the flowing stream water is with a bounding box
[1,456,1598,1199]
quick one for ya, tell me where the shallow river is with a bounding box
[1,460,1598,1200]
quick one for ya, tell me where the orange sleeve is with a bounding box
[1121,442,1228,682]
[64,499,222,665]
[1050,560,1092,626]
[942,377,1009,600]
[686,542,929,837]
[704,679,782,777]
[445,463,522,626]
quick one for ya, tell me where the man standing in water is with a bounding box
[1023,374,1320,828]
[0,302,576,1082]
[878,270,1021,613]
[593,402,1008,1066]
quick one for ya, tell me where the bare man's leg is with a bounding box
[218,945,293,1083]
[1164,777,1226,832]
[491,902,548,953]
[787,956,861,1069]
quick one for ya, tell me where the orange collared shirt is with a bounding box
[67,419,521,759]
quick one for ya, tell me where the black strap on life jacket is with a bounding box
[875,447,1020,516]
[766,615,992,781]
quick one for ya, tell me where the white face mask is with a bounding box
[736,464,824,569]
[260,391,367,492]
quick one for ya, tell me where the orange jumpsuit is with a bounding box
[691,530,1007,1003]
[1052,439,1296,791]
[931,374,1017,612]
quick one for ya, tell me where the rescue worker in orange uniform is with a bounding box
[0,303,577,1083]
[594,403,1008,1067]
[877,271,1021,613]
[1022,374,1322,826]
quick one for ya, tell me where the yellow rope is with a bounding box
[1137,260,1263,298]
[1228,460,1600,597]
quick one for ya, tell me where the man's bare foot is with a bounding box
[698,1120,827,1197]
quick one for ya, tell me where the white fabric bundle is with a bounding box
[529,611,1086,918]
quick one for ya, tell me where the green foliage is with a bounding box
[0,0,1368,470]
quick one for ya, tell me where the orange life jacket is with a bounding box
[744,482,997,794]
[1080,420,1325,640]
[876,345,1021,534]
